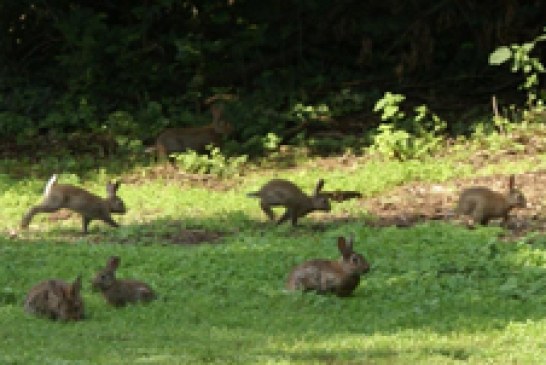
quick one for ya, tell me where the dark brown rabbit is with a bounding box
[154,104,233,160]
[24,275,84,321]
[21,175,126,234]
[247,179,331,226]
[456,174,526,226]
[286,235,370,297]
[92,256,156,307]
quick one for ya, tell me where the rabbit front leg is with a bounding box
[470,204,487,226]
[100,214,119,228]
[260,201,275,221]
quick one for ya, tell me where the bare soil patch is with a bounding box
[360,170,546,241]
[111,221,227,246]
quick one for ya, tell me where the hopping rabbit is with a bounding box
[24,275,84,321]
[154,103,233,160]
[21,175,126,233]
[456,174,526,226]
[247,179,331,226]
[92,256,156,307]
[286,235,370,297]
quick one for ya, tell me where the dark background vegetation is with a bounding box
[1,0,544,157]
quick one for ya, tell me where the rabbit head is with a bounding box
[92,256,119,292]
[210,104,233,135]
[106,181,126,214]
[337,235,370,275]
[56,275,84,321]
[311,179,331,212]
[506,175,526,209]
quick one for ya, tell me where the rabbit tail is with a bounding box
[44,174,58,196]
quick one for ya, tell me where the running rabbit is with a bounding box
[154,104,233,160]
[24,275,84,321]
[247,179,331,226]
[286,235,370,296]
[456,174,526,225]
[92,256,156,307]
[21,175,126,234]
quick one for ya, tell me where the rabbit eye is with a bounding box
[351,256,360,264]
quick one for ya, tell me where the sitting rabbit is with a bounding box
[21,174,126,234]
[24,275,84,321]
[92,256,156,307]
[154,104,233,160]
[286,235,370,296]
[247,179,331,226]
[456,174,526,226]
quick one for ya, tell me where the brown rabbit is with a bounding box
[24,275,84,321]
[154,104,233,160]
[21,175,126,234]
[456,174,526,226]
[92,256,156,307]
[247,179,331,226]
[286,235,370,297]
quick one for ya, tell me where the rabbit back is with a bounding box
[456,187,509,223]
[286,259,366,297]
[48,184,108,218]
[101,280,156,307]
[251,179,308,206]
[286,259,345,294]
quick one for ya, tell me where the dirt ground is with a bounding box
[359,170,546,241]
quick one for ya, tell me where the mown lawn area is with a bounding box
[1,153,546,364]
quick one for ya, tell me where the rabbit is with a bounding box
[455,174,526,226]
[154,103,233,160]
[24,275,84,321]
[92,256,156,307]
[21,174,126,234]
[247,178,331,226]
[286,235,370,297]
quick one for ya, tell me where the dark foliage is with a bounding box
[0,1,544,153]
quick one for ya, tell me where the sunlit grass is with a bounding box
[1,152,546,364]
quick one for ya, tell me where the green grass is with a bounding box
[2,153,546,364]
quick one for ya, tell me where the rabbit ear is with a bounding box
[211,103,224,120]
[337,236,352,259]
[313,179,325,195]
[509,175,515,190]
[70,275,82,296]
[348,233,355,250]
[107,256,120,270]
[107,181,120,195]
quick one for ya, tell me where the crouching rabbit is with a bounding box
[92,256,156,307]
[286,235,370,297]
[24,275,84,321]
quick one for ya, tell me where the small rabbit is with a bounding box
[24,275,84,321]
[456,174,526,226]
[286,235,370,297]
[21,174,126,234]
[92,256,156,307]
[154,104,233,160]
[247,179,331,226]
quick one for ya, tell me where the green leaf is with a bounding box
[489,47,512,65]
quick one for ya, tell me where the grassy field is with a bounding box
[2,152,546,364]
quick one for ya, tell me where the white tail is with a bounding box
[44,174,58,196]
